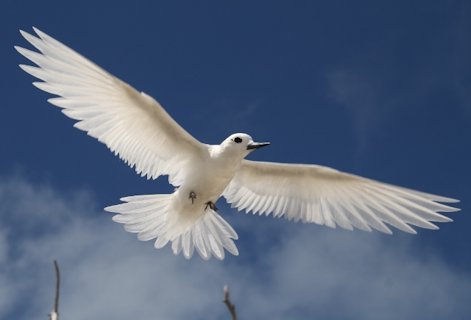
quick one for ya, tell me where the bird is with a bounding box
[16,27,460,260]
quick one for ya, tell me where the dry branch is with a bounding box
[48,260,60,320]
[223,285,237,320]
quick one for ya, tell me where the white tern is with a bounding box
[16,28,460,260]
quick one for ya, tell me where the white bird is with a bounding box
[16,28,460,260]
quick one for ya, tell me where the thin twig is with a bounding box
[49,260,60,320]
[223,285,237,320]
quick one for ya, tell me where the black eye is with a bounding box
[234,137,243,143]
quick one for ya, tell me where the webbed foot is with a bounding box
[204,201,218,211]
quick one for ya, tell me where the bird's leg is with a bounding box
[204,201,218,211]
[189,191,197,204]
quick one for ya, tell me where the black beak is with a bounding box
[247,142,271,150]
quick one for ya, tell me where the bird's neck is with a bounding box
[209,144,245,166]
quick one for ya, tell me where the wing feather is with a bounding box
[223,160,459,234]
[17,28,204,185]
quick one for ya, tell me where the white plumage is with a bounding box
[17,28,459,260]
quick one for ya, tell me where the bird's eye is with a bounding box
[234,137,242,143]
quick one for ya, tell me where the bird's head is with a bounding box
[220,133,270,158]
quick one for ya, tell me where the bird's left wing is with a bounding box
[223,160,459,233]
[16,28,204,186]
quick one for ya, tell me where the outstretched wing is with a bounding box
[223,160,459,234]
[16,28,204,186]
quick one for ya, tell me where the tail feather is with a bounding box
[105,194,239,260]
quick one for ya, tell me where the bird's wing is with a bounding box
[16,28,204,186]
[223,160,459,234]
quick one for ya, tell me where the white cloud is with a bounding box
[0,176,469,319]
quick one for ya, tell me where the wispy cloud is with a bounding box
[326,2,471,155]
[444,2,471,115]
[191,98,264,141]
[0,176,470,319]
[327,69,384,155]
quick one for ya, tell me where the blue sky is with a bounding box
[1,1,471,319]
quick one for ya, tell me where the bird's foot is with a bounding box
[204,201,218,211]
[189,191,197,204]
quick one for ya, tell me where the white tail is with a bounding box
[105,194,239,260]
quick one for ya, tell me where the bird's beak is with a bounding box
[247,141,270,150]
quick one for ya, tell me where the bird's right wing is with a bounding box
[16,28,204,186]
[223,160,460,234]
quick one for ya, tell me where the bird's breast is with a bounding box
[180,155,239,203]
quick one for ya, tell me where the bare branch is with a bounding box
[223,285,237,320]
[49,260,60,320]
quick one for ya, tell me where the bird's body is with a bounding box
[184,143,242,207]
[17,28,460,260]
[161,140,245,236]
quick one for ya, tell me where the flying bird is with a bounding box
[16,28,460,260]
